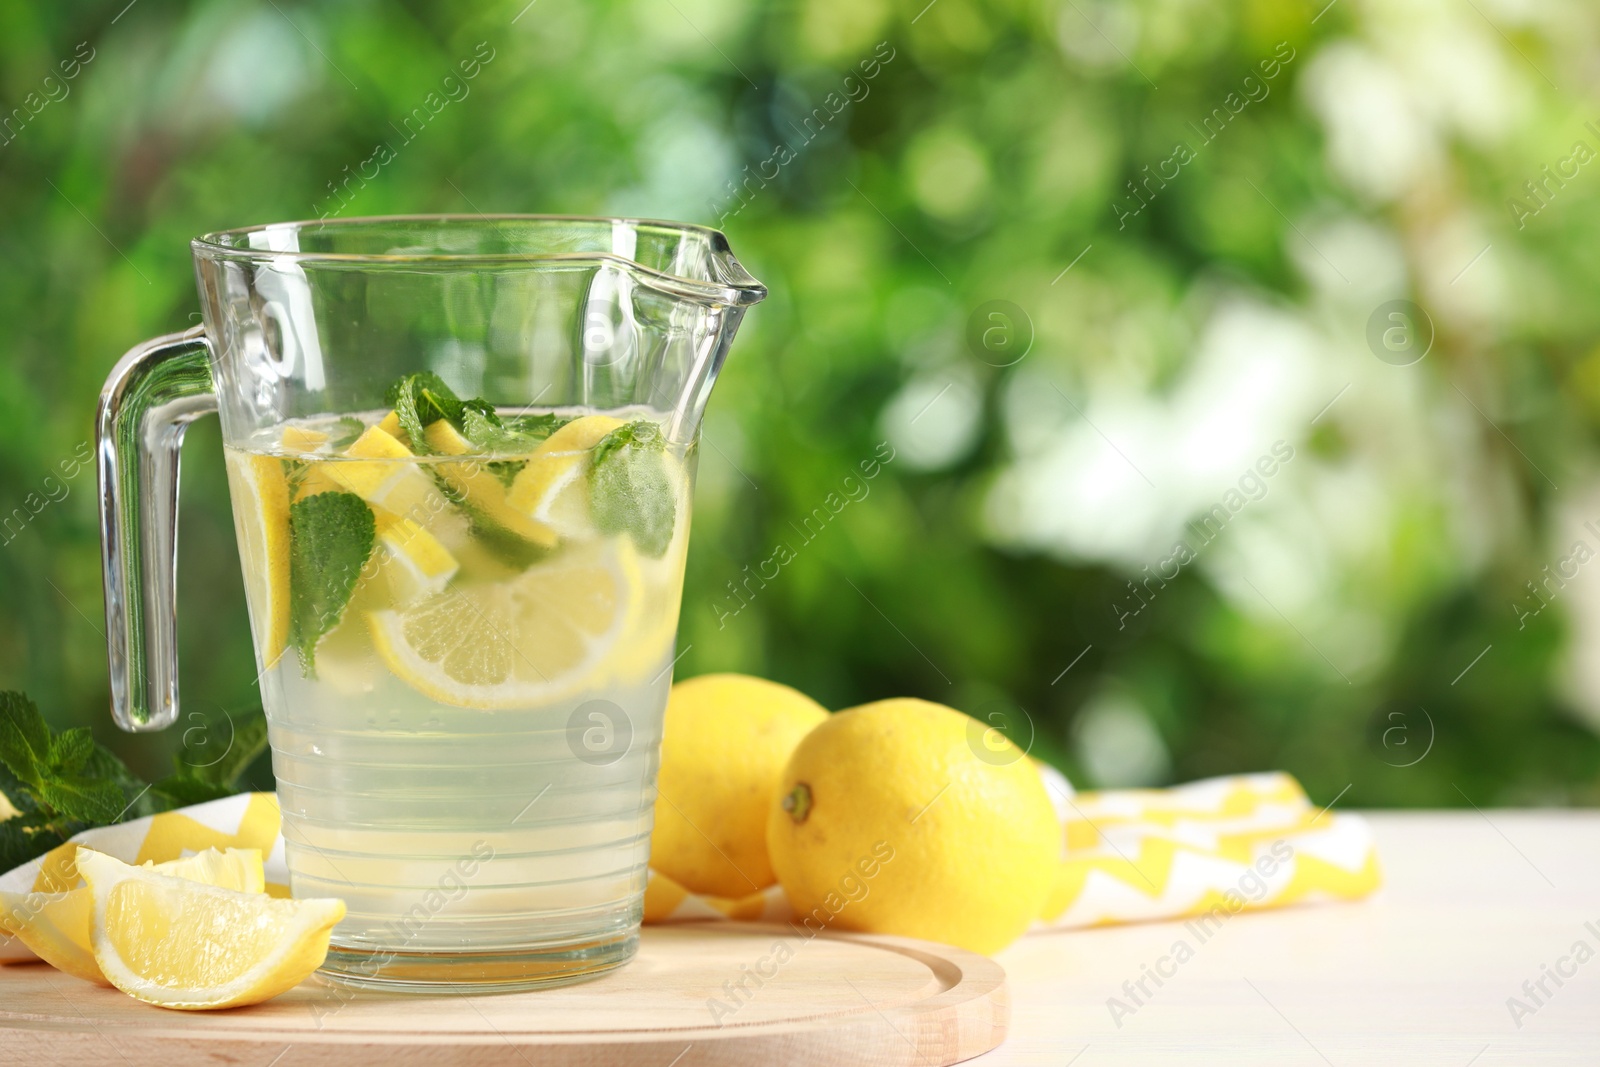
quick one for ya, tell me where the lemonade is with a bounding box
[221,373,693,987]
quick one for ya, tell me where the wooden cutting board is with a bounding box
[0,922,1006,1066]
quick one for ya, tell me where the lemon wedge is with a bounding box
[76,849,344,1010]
[376,409,404,440]
[369,538,640,708]
[323,425,443,517]
[423,421,558,548]
[505,415,625,538]
[224,452,293,667]
[280,424,330,453]
[0,848,265,986]
[374,508,458,605]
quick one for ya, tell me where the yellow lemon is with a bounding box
[424,421,558,548]
[651,674,829,898]
[0,847,265,985]
[767,697,1059,955]
[369,538,640,708]
[223,451,292,667]
[373,508,458,605]
[505,414,624,537]
[76,849,344,1010]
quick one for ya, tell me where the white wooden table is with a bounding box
[980,812,1598,1066]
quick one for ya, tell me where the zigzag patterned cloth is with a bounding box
[0,770,1380,962]
[642,769,1382,927]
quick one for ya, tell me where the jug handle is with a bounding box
[97,326,217,732]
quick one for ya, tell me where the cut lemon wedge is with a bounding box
[376,409,404,440]
[324,425,443,518]
[375,508,459,605]
[77,849,344,1010]
[505,415,625,538]
[370,538,641,708]
[224,452,292,667]
[424,421,558,548]
[0,848,266,986]
[280,424,330,453]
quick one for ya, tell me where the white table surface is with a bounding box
[978,812,1598,1066]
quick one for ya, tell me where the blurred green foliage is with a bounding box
[2,0,1598,807]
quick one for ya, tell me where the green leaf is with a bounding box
[82,745,155,820]
[36,775,125,825]
[47,728,95,776]
[0,816,66,873]
[460,406,552,458]
[149,775,236,810]
[0,691,51,790]
[0,760,38,817]
[589,421,676,558]
[328,415,366,450]
[282,457,310,498]
[387,372,465,454]
[487,459,526,489]
[288,491,376,674]
[465,508,551,569]
[502,413,571,441]
[174,708,269,788]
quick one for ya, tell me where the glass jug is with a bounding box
[96,215,764,990]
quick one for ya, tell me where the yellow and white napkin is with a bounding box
[641,769,1382,929]
[0,770,1379,963]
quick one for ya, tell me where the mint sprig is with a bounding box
[288,491,376,673]
[328,415,366,451]
[0,691,137,872]
[386,371,466,455]
[385,372,570,458]
[0,692,272,873]
[589,420,676,558]
[0,693,123,826]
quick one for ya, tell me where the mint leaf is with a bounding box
[460,406,554,457]
[282,457,310,499]
[589,421,676,558]
[460,406,509,449]
[0,759,36,817]
[47,728,95,776]
[0,691,51,790]
[37,775,124,825]
[289,491,376,674]
[0,816,66,874]
[487,460,526,489]
[176,709,269,789]
[150,775,235,809]
[388,372,465,455]
[503,413,571,440]
[328,416,366,450]
[82,745,153,819]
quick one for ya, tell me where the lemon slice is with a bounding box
[280,424,330,453]
[424,421,558,548]
[376,409,404,440]
[369,539,641,708]
[505,415,625,537]
[320,425,444,517]
[224,451,292,667]
[0,848,265,986]
[609,477,692,684]
[77,849,344,1010]
[374,508,458,605]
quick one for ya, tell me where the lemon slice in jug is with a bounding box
[223,452,293,668]
[369,539,640,709]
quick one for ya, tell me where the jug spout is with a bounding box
[563,220,765,443]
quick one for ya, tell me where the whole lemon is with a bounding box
[650,674,829,898]
[767,698,1059,955]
